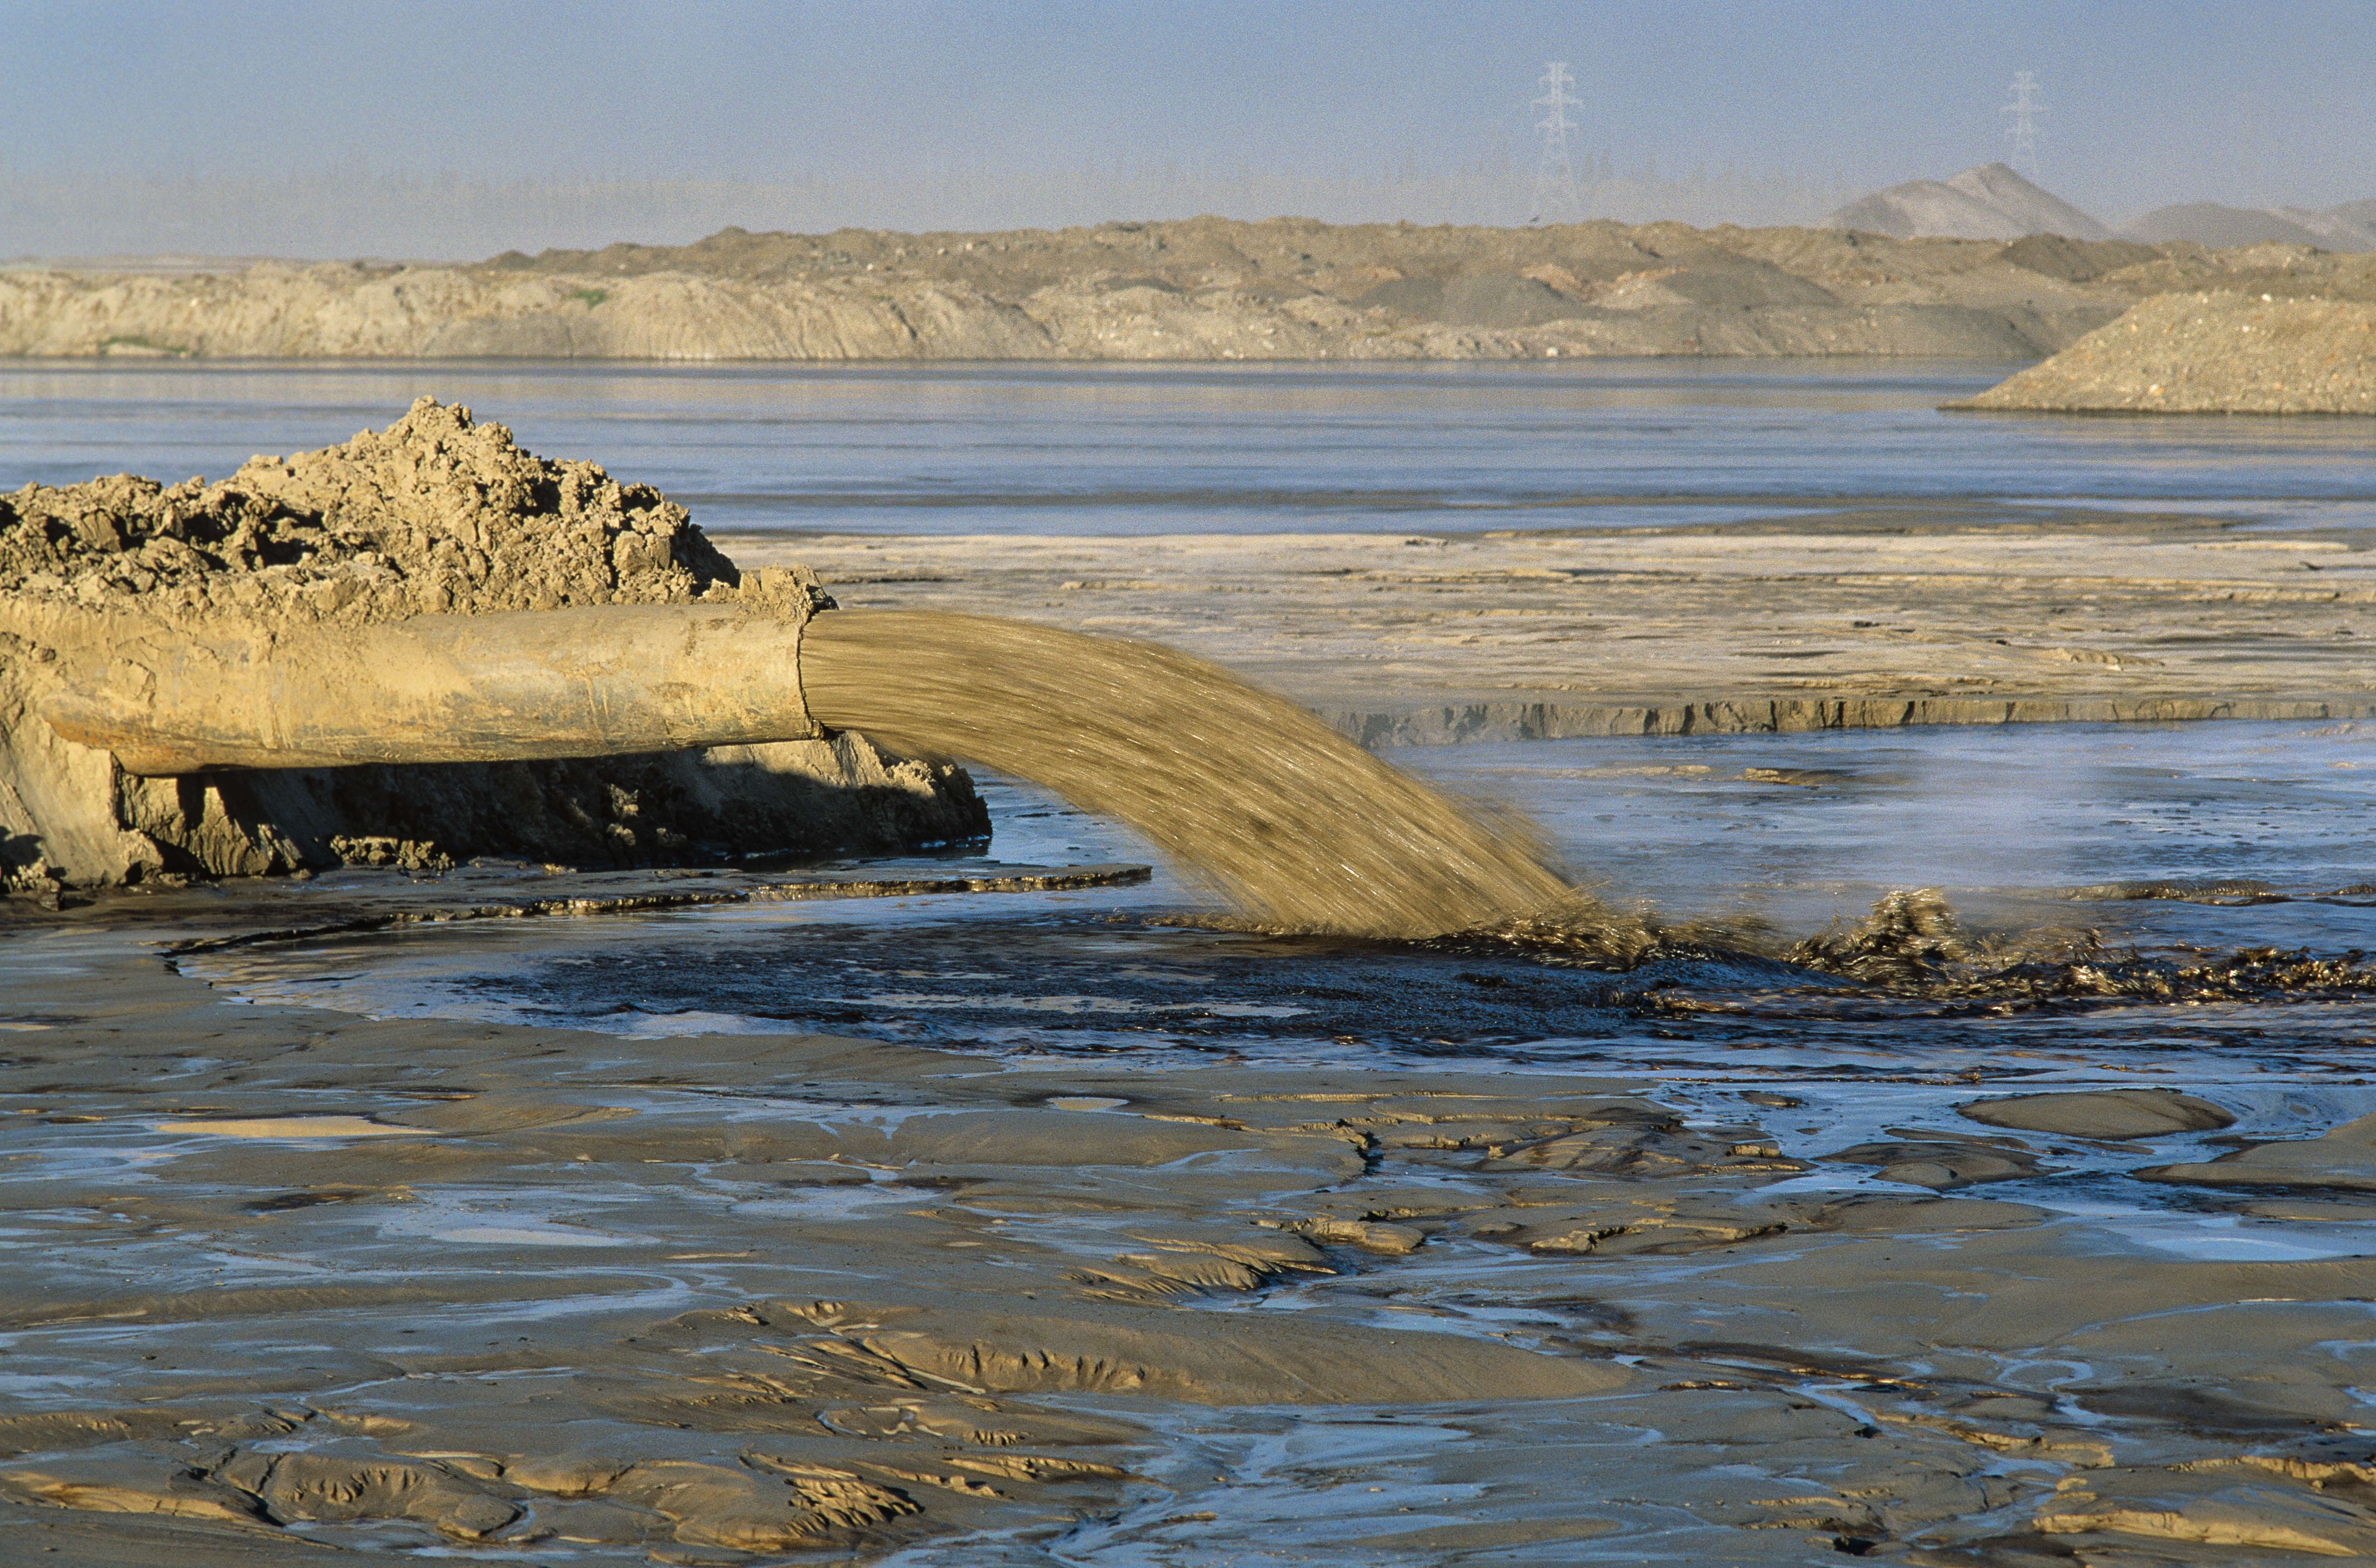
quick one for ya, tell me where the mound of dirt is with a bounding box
[0,396,735,623]
[0,400,987,891]
[1958,292,2376,414]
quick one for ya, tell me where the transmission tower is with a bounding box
[2000,70,2045,180]
[1527,61,1583,225]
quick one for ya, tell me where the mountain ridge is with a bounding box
[1830,164,2112,243]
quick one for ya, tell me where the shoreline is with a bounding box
[1323,692,2376,746]
[722,510,2376,749]
[8,867,2376,1562]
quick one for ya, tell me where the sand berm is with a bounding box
[1959,290,2376,414]
[12,215,2374,364]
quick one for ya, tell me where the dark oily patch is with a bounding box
[158,861,1149,956]
[1960,1088,2236,1140]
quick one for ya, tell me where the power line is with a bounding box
[2000,70,2045,180]
[1527,61,1583,225]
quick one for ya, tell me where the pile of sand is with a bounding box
[0,396,737,622]
[0,400,986,890]
[1962,290,2376,414]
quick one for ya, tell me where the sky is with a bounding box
[1,1,2369,230]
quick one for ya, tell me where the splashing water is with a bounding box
[801,610,1579,938]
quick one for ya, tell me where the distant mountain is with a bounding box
[1831,163,2112,242]
[2123,200,2376,252]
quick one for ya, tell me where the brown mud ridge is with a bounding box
[1474,883,2376,1015]
[9,937,2376,1565]
[8,216,2372,364]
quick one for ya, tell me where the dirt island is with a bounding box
[1959,288,2376,414]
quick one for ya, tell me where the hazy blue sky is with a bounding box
[4,1,2369,218]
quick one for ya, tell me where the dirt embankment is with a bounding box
[0,399,987,891]
[735,517,2376,746]
[6,216,2347,363]
[1961,288,2376,414]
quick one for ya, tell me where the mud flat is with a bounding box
[6,911,2376,1565]
[728,507,2376,745]
[1964,291,2376,414]
[10,216,2371,363]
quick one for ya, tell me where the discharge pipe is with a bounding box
[41,601,1570,935]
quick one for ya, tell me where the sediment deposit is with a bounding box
[0,399,985,889]
[6,924,2376,1564]
[1962,289,2376,414]
[728,510,2376,746]
[9,215,2358,363]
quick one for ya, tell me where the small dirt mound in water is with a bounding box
[1771,889,2376,1011]
[0,396,737,622]
[1957,291,2376,415]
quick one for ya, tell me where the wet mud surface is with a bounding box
[8,725,2376,1564]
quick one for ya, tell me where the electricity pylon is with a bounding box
[2000,71,2045,180]
[1527,61,1583,225]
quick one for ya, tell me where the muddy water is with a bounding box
[16,726,2376,1564]
[801,609,1573,937]
[199,719,2376,1074]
